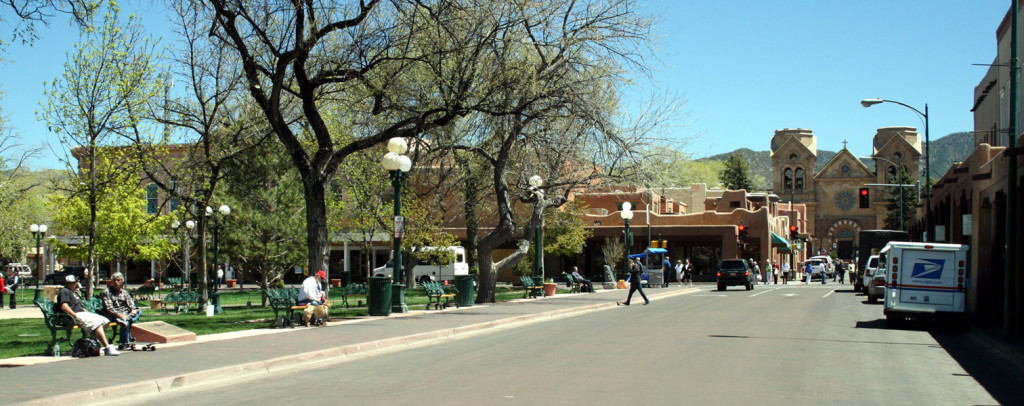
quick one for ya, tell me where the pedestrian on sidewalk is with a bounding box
[618,258,649,306]
[0,274,6,309]
[763,259,772,285]
[684,258,694,288]
[805,262,812,284]
[662,256,672,288]
[782,262,789,284]
[675,260,684,287]
[5,270,20,309]
[837,262,846,284]
[773,263,780,284]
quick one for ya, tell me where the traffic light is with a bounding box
[738,224,748,240]
[789,225,798,240]
[859,188,869,208]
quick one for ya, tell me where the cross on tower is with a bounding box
[842,139,848,149]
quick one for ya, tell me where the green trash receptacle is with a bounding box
[455,275,475,307]
[368,276,392,316]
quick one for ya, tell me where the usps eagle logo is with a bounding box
[910,259,945,279]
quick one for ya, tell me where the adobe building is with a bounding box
[770,127,922,260]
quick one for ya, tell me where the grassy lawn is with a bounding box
[0,285,546,360]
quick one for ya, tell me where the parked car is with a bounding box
[716,259,756,291]
[43,266,88,285]
[867,268,886,303]
[861,255,880,294]
[4,263,31,278]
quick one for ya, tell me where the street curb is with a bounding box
[13,287,697,406]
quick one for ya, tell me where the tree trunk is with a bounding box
[303,177,330,274]
[476,249,495,302]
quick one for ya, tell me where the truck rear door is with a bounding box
[897,248,957,306]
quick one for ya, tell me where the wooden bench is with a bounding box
[423,280,457,310]
[519,276,544,298]
[162,290,200,313]
[340,283,368,309]
[36,297,120,355]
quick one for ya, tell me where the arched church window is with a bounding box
[795,168,805,191]
[784,168,793,191]
[887,165,898,183]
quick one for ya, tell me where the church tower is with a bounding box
[770,128,817,203]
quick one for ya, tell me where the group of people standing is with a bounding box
[0,269,22,309]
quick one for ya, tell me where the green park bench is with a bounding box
[340,283,368,309]
[564,273,583,294]
[162,290,200,313]
[132,285,157,302]
[264,287,303,328]
[422,280,457,310]
[519,276,544,299]
[35,297,120,355]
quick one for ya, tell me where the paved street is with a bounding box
[110,284,1023,406]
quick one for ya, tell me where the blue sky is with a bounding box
[1,1,1012,169]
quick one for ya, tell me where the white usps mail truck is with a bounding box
[880,242,969,328]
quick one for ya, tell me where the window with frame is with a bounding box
[783,168,793,191]
[795,168,804,191]
[146,184,159,215]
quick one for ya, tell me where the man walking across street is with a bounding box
[618,258,649,306]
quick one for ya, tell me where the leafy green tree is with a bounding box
[542,200,593,258]
[47,151,176,276]
[0,126,43,264]
[884,166,919,231]
[39,6,163,295]
[719,153,755,191]
[219,142,306,298]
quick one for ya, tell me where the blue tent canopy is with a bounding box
[628,248,668,259]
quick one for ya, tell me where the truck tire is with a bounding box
[718,283,725,291]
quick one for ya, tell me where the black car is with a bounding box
[716,259,756,291]
[43,266,88,285]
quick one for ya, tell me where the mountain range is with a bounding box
[698,131,974,190]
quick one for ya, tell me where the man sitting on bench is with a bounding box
[101,272,140,349]
[56,275,119,356]
[298,270,327,305]
[571,266,594,293]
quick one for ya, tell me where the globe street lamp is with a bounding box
[171,219,196,286]
[861,98,931,241]
[207,205,230,314]
[862,155,907,231]
[529,175,545,287]
[382,137,412,314]
[30,224,47,302]
[620,202,634,278]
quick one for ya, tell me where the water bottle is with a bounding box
[53,343,60,357]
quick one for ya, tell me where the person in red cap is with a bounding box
[298,270,328,305]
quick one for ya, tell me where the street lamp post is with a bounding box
[206,205,230,314]
[529,175,545,286]
[382,137,412,314]
[861,98,930,241]
[171,220,196,286]
[862,155,906,231]
[30,224,47,302]
[620,203,634,278]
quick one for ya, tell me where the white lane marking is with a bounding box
[782,294,799,297]
[822,289,835,298]
[749,288,777,297]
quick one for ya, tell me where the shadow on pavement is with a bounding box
[930,327,1024,405]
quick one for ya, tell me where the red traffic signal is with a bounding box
[738,225,746,232]
[789,225,797,232]
[859,187,870,208]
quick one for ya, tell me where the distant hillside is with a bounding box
[698,131,973,190]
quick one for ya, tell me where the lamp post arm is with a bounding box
[880,99,927,120]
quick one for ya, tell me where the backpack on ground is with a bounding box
[71,337,101,358]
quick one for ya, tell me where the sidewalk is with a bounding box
[2,286,695,406]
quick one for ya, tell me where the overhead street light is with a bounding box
[382,137,412,314]
[860,98,931,241]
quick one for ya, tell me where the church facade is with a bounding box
[770,127,922,259]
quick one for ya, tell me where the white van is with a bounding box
[880,242,969,328]
[373,246,469,284]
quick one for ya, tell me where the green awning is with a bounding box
[771,232,791,252]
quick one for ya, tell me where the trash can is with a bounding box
[455,275,475,307]
[368,275,392,316]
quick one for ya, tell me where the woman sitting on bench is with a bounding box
[298,270,327,305]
